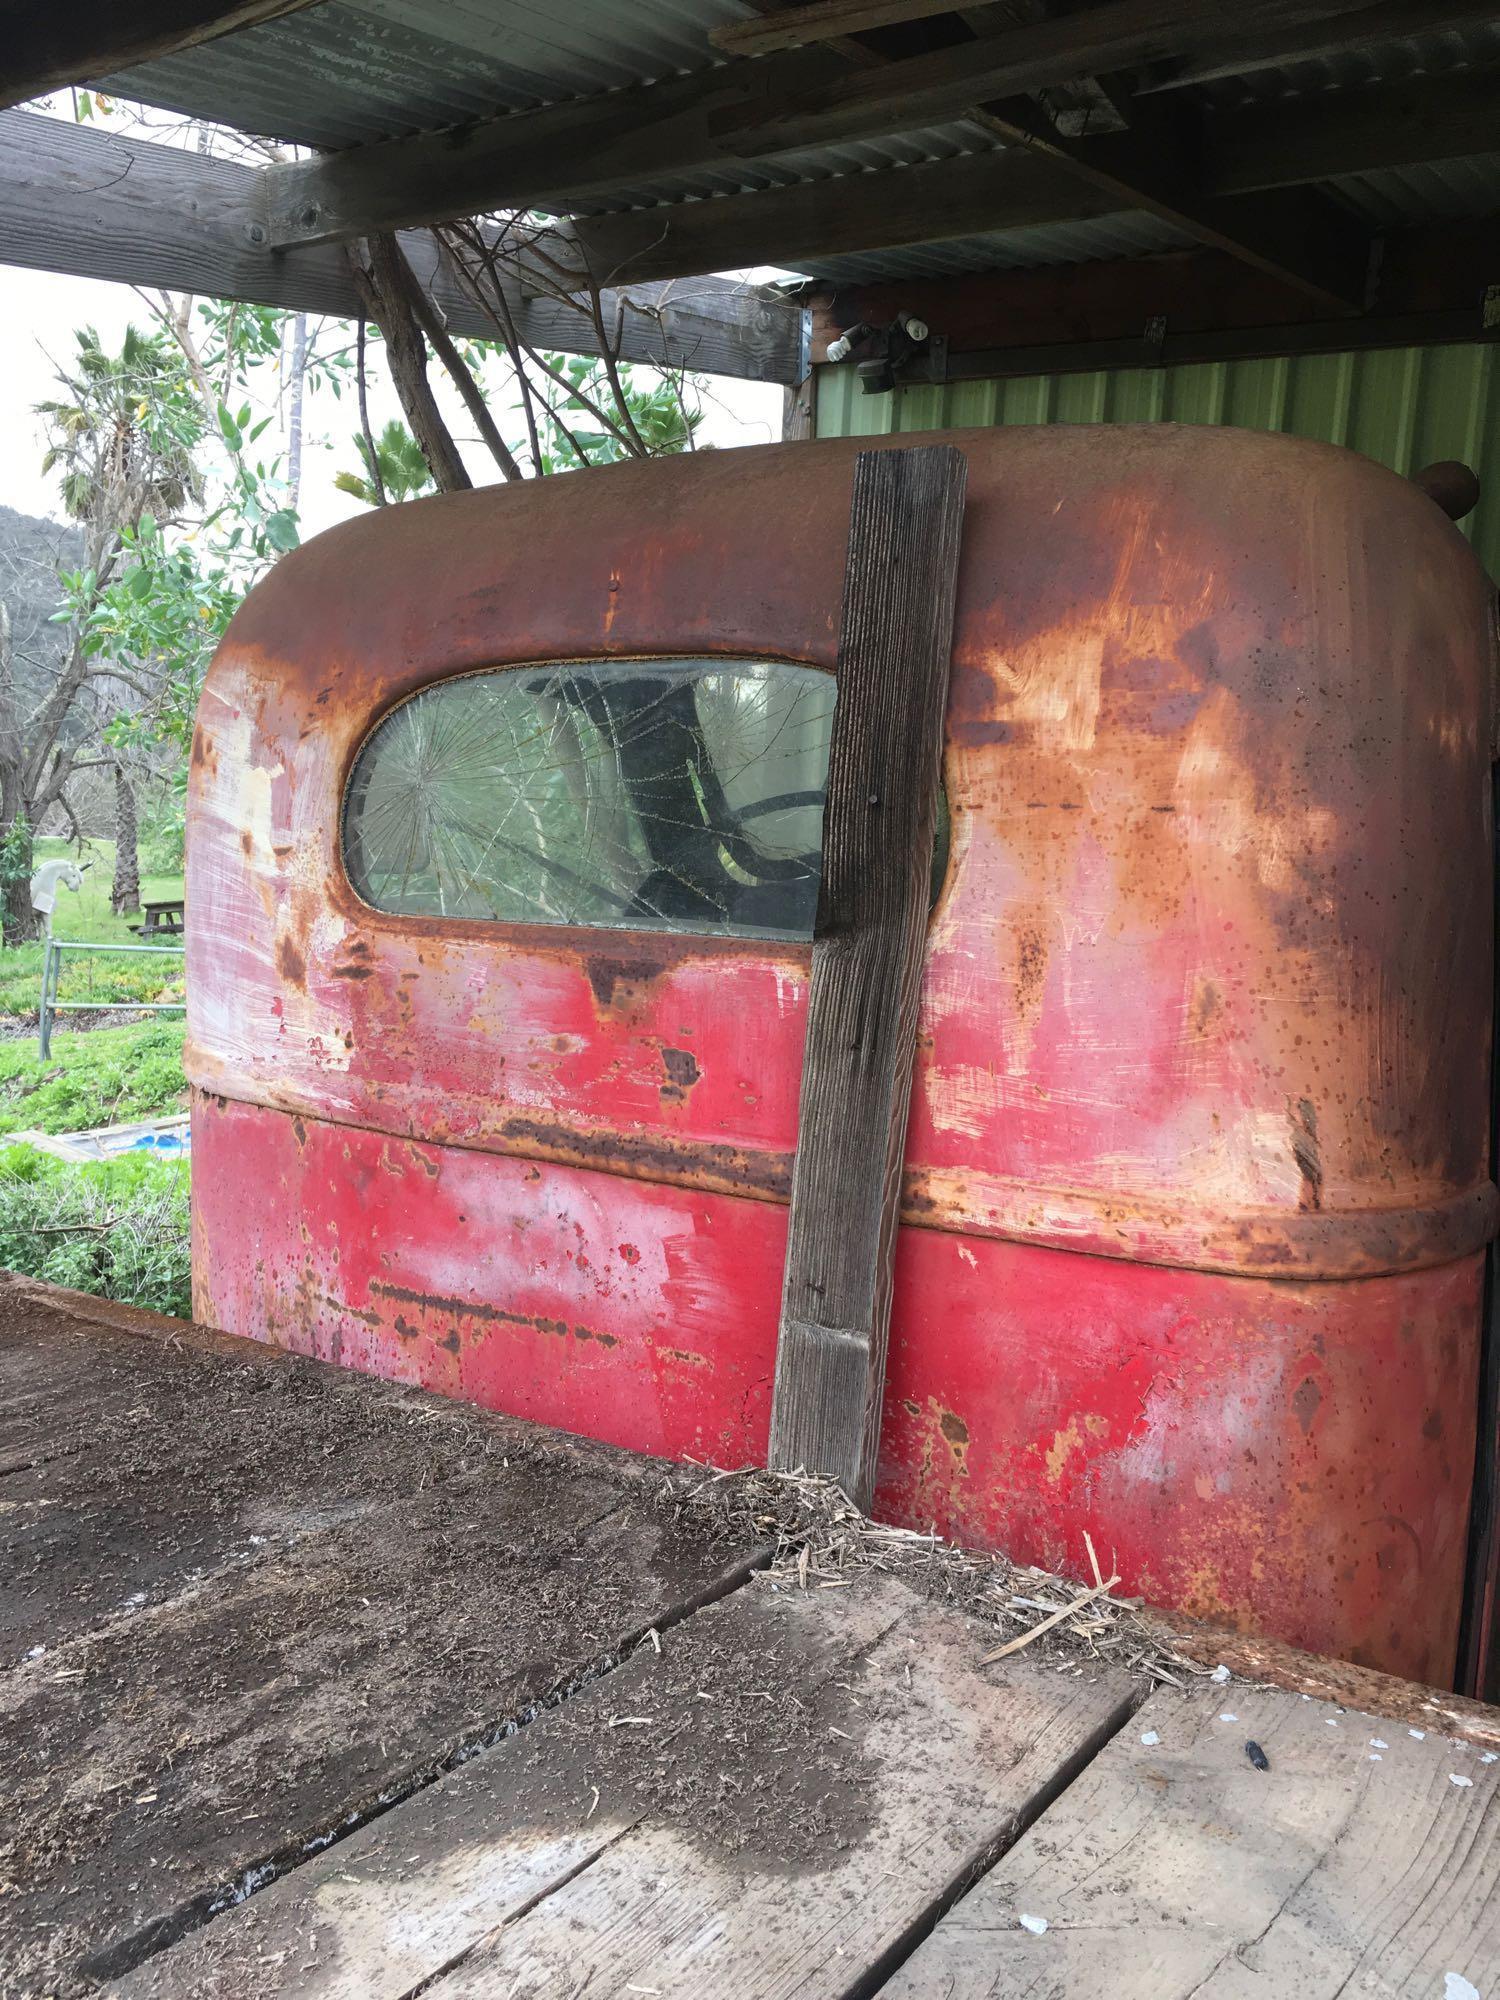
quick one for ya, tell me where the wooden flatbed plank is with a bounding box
[121,1575,1136,2000]
[881,1683,1500,1997]
[437,1579,1133,2000]
[2,1292,587,1657]
[114,1576,910,2000]
[0,1292,758,1998]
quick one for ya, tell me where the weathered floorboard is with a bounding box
[769,443,967,1507]
[124,1575,1135,2000]
[0,1287,758,1996]
[429,1580,1134,2000]
[881,1683,1500,1997]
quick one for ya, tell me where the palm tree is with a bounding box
[38,326,202,533]
[24,328,207,922]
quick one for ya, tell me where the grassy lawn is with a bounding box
[0,1019,188,1136]
[0,835,186,1019]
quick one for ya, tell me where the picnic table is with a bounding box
[129,898,185,940]
[2,1275,1496,1999]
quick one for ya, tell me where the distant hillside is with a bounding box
[0,504,84,713]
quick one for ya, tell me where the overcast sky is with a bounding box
[0,245,787,538]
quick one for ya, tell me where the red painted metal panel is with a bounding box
[194,1095,1479,1685]
[187,425,1497,1682]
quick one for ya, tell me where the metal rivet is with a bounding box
[245,222,267,247]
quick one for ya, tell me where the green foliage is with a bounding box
[0,1147,191,1318]
[36,311,311,784]
[138,794,186,876]
[0,816,34,944]
[535,354,703,473]
[336,420,436,506]
[0,1020,187,1137]
[337,356,705,498]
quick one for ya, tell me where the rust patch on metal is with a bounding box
[938,1408,970,1475]
[497,1116,791,1201]
[586,954,662,1010]
[1289,1098,1323,1212]
[1014,923,1047,1019]
[572,1323,620,1349]
[1292,1376,1323,1437]
[368,1277,566,1339]
[660,1047,701,1103]
[276,935,306,990]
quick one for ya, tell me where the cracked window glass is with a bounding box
[343,658,838,939]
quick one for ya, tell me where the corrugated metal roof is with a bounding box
[788,210,1194,286]
[92,0,1500,287]
[1193,21,1500,107]
[1328,154,1500,227]
[101,0,758,146]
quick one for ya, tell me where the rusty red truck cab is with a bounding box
[188,425,1496,1685]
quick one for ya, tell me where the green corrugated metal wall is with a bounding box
[815,342,1500,580]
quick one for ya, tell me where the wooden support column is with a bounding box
[769,442,967,1507]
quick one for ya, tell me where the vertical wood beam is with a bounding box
[769,443,967,1507]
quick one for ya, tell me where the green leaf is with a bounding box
[264,509,301,553]
[126,565,153,601]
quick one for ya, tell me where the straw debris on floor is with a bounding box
[672,1462,1232,1695]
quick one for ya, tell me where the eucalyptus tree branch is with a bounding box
[353,315,386,506]
[345,234,471,494]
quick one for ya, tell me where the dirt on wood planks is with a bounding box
[0,1284,756,1997]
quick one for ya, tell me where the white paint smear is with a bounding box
[1139,1730,1160,1747]
[1443,1975,1479,2000]
[1450,1774,1474,1789]
[1019,1915,1048,1936]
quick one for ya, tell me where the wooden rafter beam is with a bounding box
[0,0,324,113]
[712,0,986,55]
[1140,0,1500,93]
[260,0,1409,250]
[570,52,1500,287]
[967,93,1372,314]
[568,148,1120,285]
[806,217,1500,361]
[1209,65,1500,194]
[0,111,807,385]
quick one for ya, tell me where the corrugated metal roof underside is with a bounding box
[1191,21,1500,106]
[561,123,1009,217]
[785,210,1196,286]
[92,1,1500,286]
[815,341,1500,580]
[1328,154,1500,226]
[101,0,758,146]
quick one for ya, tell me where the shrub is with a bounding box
[0,1147,191,1318]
